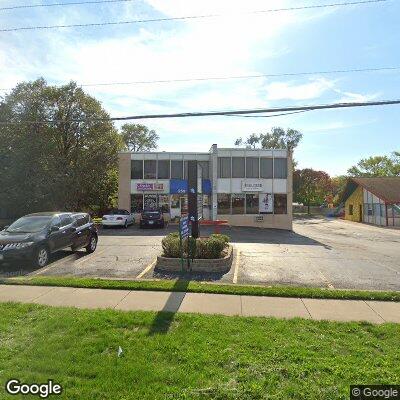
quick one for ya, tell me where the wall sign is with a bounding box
[136,183,164,191]
[242,181,264,192]
[259,193,273,213]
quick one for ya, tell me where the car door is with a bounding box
[58,214,76,249]
[125,210,133,224]
[72,214,90,248]
[48,216,63,252]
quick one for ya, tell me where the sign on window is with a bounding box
[259,193,273,213]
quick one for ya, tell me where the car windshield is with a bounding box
[143,211,161,217]
[6,216,52,233]
[105,210,126,215]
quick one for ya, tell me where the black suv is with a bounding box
[0,212,98,268]
[139,210,165,229]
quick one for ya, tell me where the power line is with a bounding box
[0,0,134,11]
[0,0,388,32]
[0,99,398,125]
[1,65,398,91]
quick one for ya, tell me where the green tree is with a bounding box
[0,79,124,217]
[121,123,159,151]
[293,169,332,214]
[235,127,303,152]
[347,152,400,177]
[331,175,348,206]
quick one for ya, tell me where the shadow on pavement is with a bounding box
[147,278,189,335]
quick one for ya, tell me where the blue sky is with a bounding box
[1,0,399,176]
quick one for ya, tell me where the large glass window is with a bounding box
[171,160,183,179]
[131,160,143,179]
[232,194,245,214]
[246,157,259,178]
[246,194,259,214]
[274,158,287,179]
[260,158,273,178]
[144,194,157,210]
[158,194,170,212]
[232,157,245,178]
[157,160,170,179]
[198,161,209,179]
[131,194,143,213]
[218,157,231,178]
[144,160,156,179]
[217,193,231,214]
[274,194,287,214]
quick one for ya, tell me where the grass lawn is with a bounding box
[4,276,400,302]
[0,303,399,399]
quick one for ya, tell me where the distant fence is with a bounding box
[293,205,339,216]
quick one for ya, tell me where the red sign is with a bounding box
[136,183,164,191]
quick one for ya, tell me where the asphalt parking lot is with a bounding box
[2,218,400,291]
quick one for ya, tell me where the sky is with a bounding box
[1,0,399,176]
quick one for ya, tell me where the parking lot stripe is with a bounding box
[232,247,241,284]
[136,258,157,279]
[74,249,106,266]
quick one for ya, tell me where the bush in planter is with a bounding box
[161,233,181,258]
[209,234,230,246]
[195,237,225,259]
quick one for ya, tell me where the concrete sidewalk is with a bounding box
[0,284,399,323]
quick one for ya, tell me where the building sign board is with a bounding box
[259,193,273,213]
[242,181,264,192]
[136,183,164,191]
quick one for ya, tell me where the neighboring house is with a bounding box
[341,177,400,227]
[118,144,293,230]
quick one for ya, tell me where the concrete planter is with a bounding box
[156,244,233,273]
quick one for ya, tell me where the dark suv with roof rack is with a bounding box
[0,212,98,268]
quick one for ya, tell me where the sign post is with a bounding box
[179,216,189,272]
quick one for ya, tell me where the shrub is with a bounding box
[209,234,230,246]
[161,233,181,258]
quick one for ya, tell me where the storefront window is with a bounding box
[274,158,287,179]
[158,194,170,212]
[131,160,143,179]
[143,194,157,210]
[232,194,245,214]
[171,160,183,179]
[232,157,245,178]
[217,194,231,214]
[218,157,231,178]
[144,160,156,179]
[246,157,259,178]
[246,194,259,214]
[131,194,143,213]
[157,160,170,179]
[274,194,287,214]
[260,157,273,178]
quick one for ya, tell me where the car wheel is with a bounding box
[35,246,49,268]
[124,220,128,229]
[86,235,98,253]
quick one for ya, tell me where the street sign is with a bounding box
[179,216,189,238]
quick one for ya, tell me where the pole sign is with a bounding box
[179,216,189,272]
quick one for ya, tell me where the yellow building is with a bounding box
[341,177,400,227]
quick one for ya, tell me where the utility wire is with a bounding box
[0,99,399,125]
[0,0,388,32]
[1,65,398,91]
[0,0,134,11]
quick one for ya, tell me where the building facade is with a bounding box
[342,177,400,227]
[118,144,293,230]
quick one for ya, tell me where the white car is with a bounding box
[102,209,134,228]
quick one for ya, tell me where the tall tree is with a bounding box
[121,123,159,151]
[0,79,124,217]
[293,169,332,214]
[347,152,400,177]
[234,127,303,152]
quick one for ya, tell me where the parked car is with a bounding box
[139,210,165,229]
[102,209,134,228]
[0,212,98,268]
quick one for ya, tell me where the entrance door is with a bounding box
[180,196,188,216]
[359,204,363,222]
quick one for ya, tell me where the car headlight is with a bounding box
[3,242,34,250]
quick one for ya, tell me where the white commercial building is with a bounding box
[118,144,293,230]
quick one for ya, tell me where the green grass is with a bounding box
[3,276,400,302]
[0,303,399,399]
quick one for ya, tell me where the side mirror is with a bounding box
[50,226,60,233]
[3,225,9,230]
